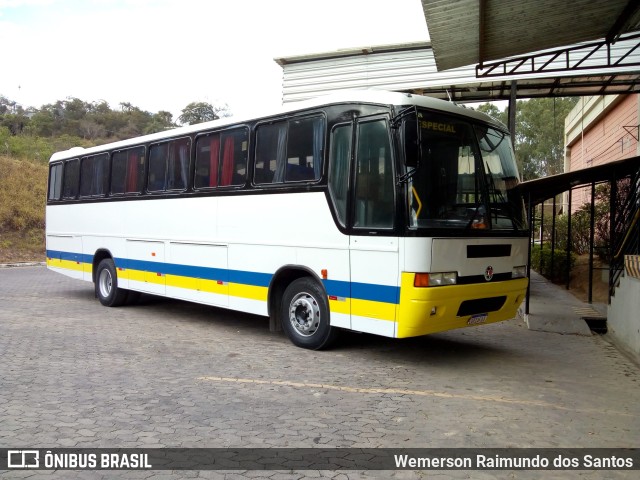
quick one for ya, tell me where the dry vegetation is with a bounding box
[0,155,47,262]
[567,255,610,304]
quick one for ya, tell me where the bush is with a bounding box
[530,245,575,283]
[549,210,592,255]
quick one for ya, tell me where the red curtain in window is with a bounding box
[126,152,138,192]
[209,136,220,187]
[221,136,235,186]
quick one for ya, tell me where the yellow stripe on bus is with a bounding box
[47,260,404,325]
[48,258,86,273]
[328,297,351,315]
[351,298,396,322]
[228,283,268,302]
[165,274,228,296]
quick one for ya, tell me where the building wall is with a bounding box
[564,94,639,211]
[607,269,640,364]
[565,97,640,361]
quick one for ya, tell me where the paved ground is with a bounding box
[0,266,638,479]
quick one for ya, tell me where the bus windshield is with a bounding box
[406,110,526,231]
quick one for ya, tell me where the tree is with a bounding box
[144,111,175,134]
[0,112,30,135]
[79,119,106,139]
[475,103,507,126]
[515,98,577,179]
[0,94,231,145]
[178,102,230,125]
[0,95,13,115]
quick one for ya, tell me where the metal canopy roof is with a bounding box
[519,156,640,207]
[422,0,640,72]
[275,1,640,105]
[275,41,640,104]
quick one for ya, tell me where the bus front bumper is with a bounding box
[396,273,528,338]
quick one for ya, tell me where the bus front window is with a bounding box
[474,125,527,230]
[406,111,525,231]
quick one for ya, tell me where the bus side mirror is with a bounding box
[402,112,421,168]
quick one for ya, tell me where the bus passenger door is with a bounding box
[349,116,399,337]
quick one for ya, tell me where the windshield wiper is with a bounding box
[390,106,416,129]
[397,168,417,186]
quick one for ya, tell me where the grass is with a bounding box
[0,155,48,262]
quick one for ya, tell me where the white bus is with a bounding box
[46,90,529,349]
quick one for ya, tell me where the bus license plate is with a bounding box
[467,314,488,325]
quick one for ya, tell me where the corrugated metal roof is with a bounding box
[276,41,640,104]
[422,0,640,71]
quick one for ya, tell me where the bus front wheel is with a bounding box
[281,277,337,350]
[95,258,128,307]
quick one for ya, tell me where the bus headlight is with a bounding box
[414,272,457,287]
[512,265,527,278]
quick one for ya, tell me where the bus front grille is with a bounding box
[457,296,507,317]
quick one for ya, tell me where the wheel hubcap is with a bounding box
[98,269,113,298]
[288,291,320,337]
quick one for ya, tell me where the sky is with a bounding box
[0,0,429,120]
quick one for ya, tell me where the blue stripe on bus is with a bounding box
[323,279,351,298]
[323,279,398,304]
[116,258,272,287]
[352,281,400,304]
[228,270,272,288]
[47,249,400,304]
[47,249,93,264]
[115,258,231,283]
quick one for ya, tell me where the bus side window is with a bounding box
[354,120,394,229]
[80,153,109,197]
[148,143,168,192]
[328,124,352,226]
[62,159,80,200]
[254,117,322,185]
[195,127,248,188]
[148,139,190,192]
[48,163,63,201]
[255,122,286,184]
[285,117,323,182]
[111,151,127,194]
[220,128,248,186]
[195,133,221,189]
[167,138,190,191]
[112,146,144,195]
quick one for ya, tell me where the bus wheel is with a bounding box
[95,258,128,307]
[281,277,337,350]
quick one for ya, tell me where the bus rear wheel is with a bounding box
[281,277,337,350]
[95,258,128,307]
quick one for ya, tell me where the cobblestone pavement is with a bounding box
[1,266,638,479]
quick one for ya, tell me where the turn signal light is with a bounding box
[414,272,457,287]
[414,273,430,287]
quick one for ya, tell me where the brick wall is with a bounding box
[565,95,639,211]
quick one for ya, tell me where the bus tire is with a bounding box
[95,258,128,307]
[281,277,337,350]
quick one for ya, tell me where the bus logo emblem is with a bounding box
[484,266,494,281]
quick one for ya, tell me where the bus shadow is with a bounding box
[146,295,515,362]
[133,293,274,335]
[69,287,519,365]
[333,328,520,366]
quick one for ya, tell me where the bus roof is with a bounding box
[49,89,506,163]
